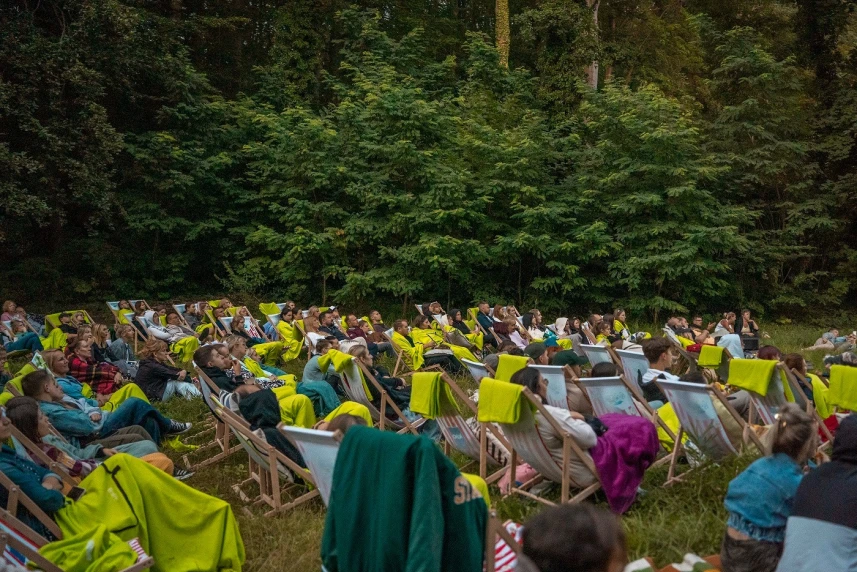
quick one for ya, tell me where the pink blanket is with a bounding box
[590,413,659,513]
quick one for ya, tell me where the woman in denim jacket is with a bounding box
[721,403,820,572]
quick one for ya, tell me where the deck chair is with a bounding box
[477,379,601,505]
[494,354,530,382]
[0,506,153,572]
[292,319,316,356]
[462,359,491,383]
[579,344,615,367]
[279,426,342,506]
[529,365,574,409]
[334,354,425,434]
[694,345,733,383]
[0,469,63,540]
[728,359,796,426]
[217,406,319,516]
[468,308,500,348]
[655,379,766,485]
[44,310,93,334]
[170,304,193,328]
[185,369,243,470]
[615,349,649,391]
[203,309,229,340]
[576,375,676,444]
[8,429,80,489]
[661,329,699,373]
[780,366,835,447]
[409,371,509,483]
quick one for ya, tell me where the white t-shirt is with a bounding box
[535,404,598,487]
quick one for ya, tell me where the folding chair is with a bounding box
[579,344,615,367]
[529,365,574,409]
[0,507,153,571]
[655,379,766,485]
[0,470,62,540]
[478,379,601,505]
[576,375,676,448]
[170,304,193,328]
[780,366,835,448]
[217,406,319,516]
[461,359,491,384]
[615,349,649,392]
[44,310,94,334]
[728,359,796,426]
[336,355,425,434]
[468,308,500,348]
[661,329,698,374]
[183,369,243,470]
[279,426,342,506]
[410,371,509,483]
[292,320,316,356]
[8,429,80,489]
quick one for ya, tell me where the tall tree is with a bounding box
[496,0,511,67]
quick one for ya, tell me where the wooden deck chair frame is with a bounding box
[661,328,699,374]
[203,309,229,340]
[236,307,269,341]
[579,344,618,369]
[170,304,193,329]
[185,369,243,470]
[0,505,156,572]
[484,511,522,572]
[279,426,343,506]
[743,362,798,427]
[2,317,37,336]
[292,320,316,356]
[467,308,501,348]
[431,371,510,484]
[383,331,408,377]
[490,387,602,505]
[44,310,95,334]
[217,407,319,517]
[0,469,62,540]
[133,316,176,366]
[779,366,835,449]
[655,379,766,485]
[352,361,426,435]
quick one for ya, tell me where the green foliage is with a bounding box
[1,0,856,317]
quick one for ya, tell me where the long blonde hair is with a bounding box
[138,339,169,361]
[765,403,817,463]
[41,349,65,375]
[91,324,110,347]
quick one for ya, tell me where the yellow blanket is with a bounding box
[728,359,777,396]
[829,365,857,412]
[697,345,724,367]
[409,372,458,419]
[477,378,527,424]
[809,373,833,419]
[494,355,530,382]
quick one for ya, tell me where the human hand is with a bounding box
[42,476,63,491]
[177,370,187,380]
[707,322,716,331]
[101,448,117,457]
[89,412,102,422]
[96,394,108,407]
[570,411,585,421]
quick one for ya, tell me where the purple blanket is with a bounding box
[590,413,659,514]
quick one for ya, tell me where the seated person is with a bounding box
[231,311,266,346]
[510,367,658,511]
[775,413,857,572]
[784,353,834,424]
[22,370,190,447]
[474,301,498,347]
[275,307,304,363]
[349,345,412,416]
[182,302,204,330]
[3,319,43,353]
[194,344,316,429]
[391,319,462,374]
[42,349,148,411]
[318,311,366,353]
[6,396,189,480]
[1,300,18,322]
[484,342,525,373]
[517,504,627,572]
[106,324,138,377]
[639,338,675,405]
[721,403,818,572]
[690,315,718,345]
[134,339,201,401]
[303,339,343,391]
[345,315,393,357]
[89,323,112,363]
[0,347,10,388]
[14,306,46,336]
[66,338,122,396]
[144,310,200,364]
[56,312,80,343]
[368,310,388,342]
[0,410,245,568]
[594,320,620,347]
[410,314,478,363]
[493,317,528,350]
[212,306,229,334]
[448,309,484,351]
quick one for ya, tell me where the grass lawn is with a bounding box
[147,322,838,571]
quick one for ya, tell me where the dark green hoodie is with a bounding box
[321,426,487,571]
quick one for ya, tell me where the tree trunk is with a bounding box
[496,0,510,68]
[585,0,601,89]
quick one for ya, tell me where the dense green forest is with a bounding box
[2,0,856,318]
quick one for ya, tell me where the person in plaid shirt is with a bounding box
[66,338,122,396]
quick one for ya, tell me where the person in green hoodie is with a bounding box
[322,426,487,571]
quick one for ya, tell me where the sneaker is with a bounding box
[167,421,192,435]
[173,467,195,481]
